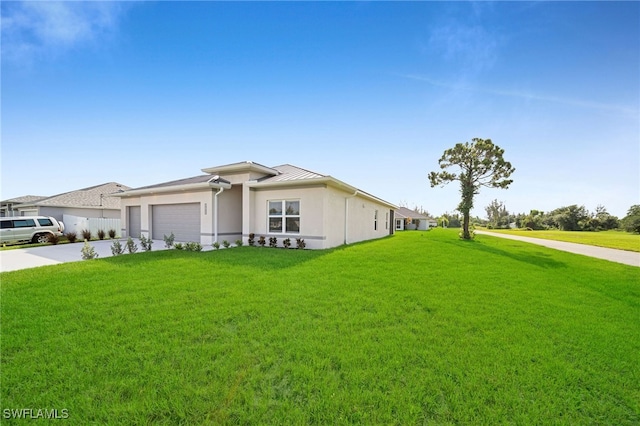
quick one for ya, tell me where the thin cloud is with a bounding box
[402,74,639,116]
[1,1,128,64]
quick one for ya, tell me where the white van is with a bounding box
[0,216,65,245]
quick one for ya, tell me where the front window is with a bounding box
[268,200,300,233]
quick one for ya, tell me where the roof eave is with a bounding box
[247,176,397,209]
[112,181,232,198]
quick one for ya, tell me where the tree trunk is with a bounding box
[462,211,471,239]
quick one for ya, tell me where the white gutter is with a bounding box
[113,181,231,197]
[344,190,359,245]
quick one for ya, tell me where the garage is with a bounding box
[152,203,201,242]
[128,206,141,238]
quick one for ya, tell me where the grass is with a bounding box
[482,228,640,252]
[2,229,639,424]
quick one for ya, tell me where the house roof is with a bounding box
[17,182,130,210]
[394,207,433,220]
[1,195,47,205]
[117,161,397,209]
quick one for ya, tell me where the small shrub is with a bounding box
[212,241,220,250]
[65,231,77,243]
[108,229,117,239]
[296,238,306,249]
[235,239,243,247]
[111,240,124,256]
[140,234,153,251]
[126,237,138,254]
[81,229,92,241]
[222,240,230,249]
[81,240,99,260]
[47,233,60,245]
[163,232,175,249]
[174,242,184,250]
[185,242,203,252]
[248,233,255,246]
[258,236,266,247]
[282,238,291,249]
[269,237,278,248]
[97,229,106,240]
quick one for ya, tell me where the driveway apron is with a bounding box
[476,231,640,267]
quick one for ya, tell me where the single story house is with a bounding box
[113,161,397,249]
[1,195,47,217]
[394,207,437,231]
[0,182,130,222]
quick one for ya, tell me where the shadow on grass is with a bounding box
[441,238,567,269]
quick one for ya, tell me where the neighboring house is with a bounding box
[113,161,397,249]
[394,207,437,231]
[1,195,47,217]
[0,182,130,222]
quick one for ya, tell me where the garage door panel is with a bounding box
[152,203,200,242]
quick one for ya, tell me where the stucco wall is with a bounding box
[247,185,327,249]
[118,187,242,244]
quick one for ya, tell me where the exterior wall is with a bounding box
[119,188,242,244]
[216,185,243,244]
[247,185,327,249]
[338,188,392,246]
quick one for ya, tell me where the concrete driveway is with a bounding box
[476,231,640,267]
[0,239,170,273]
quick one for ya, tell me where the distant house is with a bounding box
[113,161,397,249]
[0,195,47,217]
[394,207,437,231]
[0,182,130,222]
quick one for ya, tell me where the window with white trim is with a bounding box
[385,212,389,230]
[268,200,300,234]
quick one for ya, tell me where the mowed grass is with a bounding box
[486,228,640,252]
[2,229,639,424]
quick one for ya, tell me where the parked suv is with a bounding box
[0,216,65,245]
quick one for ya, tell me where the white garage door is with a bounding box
[128,206,141,238]
[152,203,201,242]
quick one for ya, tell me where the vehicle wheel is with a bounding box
[34,234,50,244]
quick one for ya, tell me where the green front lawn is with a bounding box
[483,228,640,252]
[2,229,639,424]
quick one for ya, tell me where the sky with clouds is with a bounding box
[2,1,638,218]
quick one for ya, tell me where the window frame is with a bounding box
[268,199,301,234]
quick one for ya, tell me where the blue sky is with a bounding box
[2,1,638,218]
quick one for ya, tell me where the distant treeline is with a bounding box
[435,203,640,233]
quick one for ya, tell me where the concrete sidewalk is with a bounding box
[0,239,172,273]
[476,231,640,267]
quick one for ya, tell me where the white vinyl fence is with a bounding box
[63,215,121,238]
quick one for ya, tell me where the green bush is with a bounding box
[222,240,230,249]
[185,242,203,252]
[282,238,291,249]
[111,240,124,256]
[174,243,184,250]
[248,233,255,246]
[140,234,153,252]
[163,232,175,249]
[269,237,277,248]
[81,241,98,260]
[212,241,220,250]
[258,236,266,247]
[126,237,138,254]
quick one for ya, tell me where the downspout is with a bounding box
[208,176,225,244]
[344,190,359,245]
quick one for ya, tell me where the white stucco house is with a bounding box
[394,207,437,231]
[113,161,397,249]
